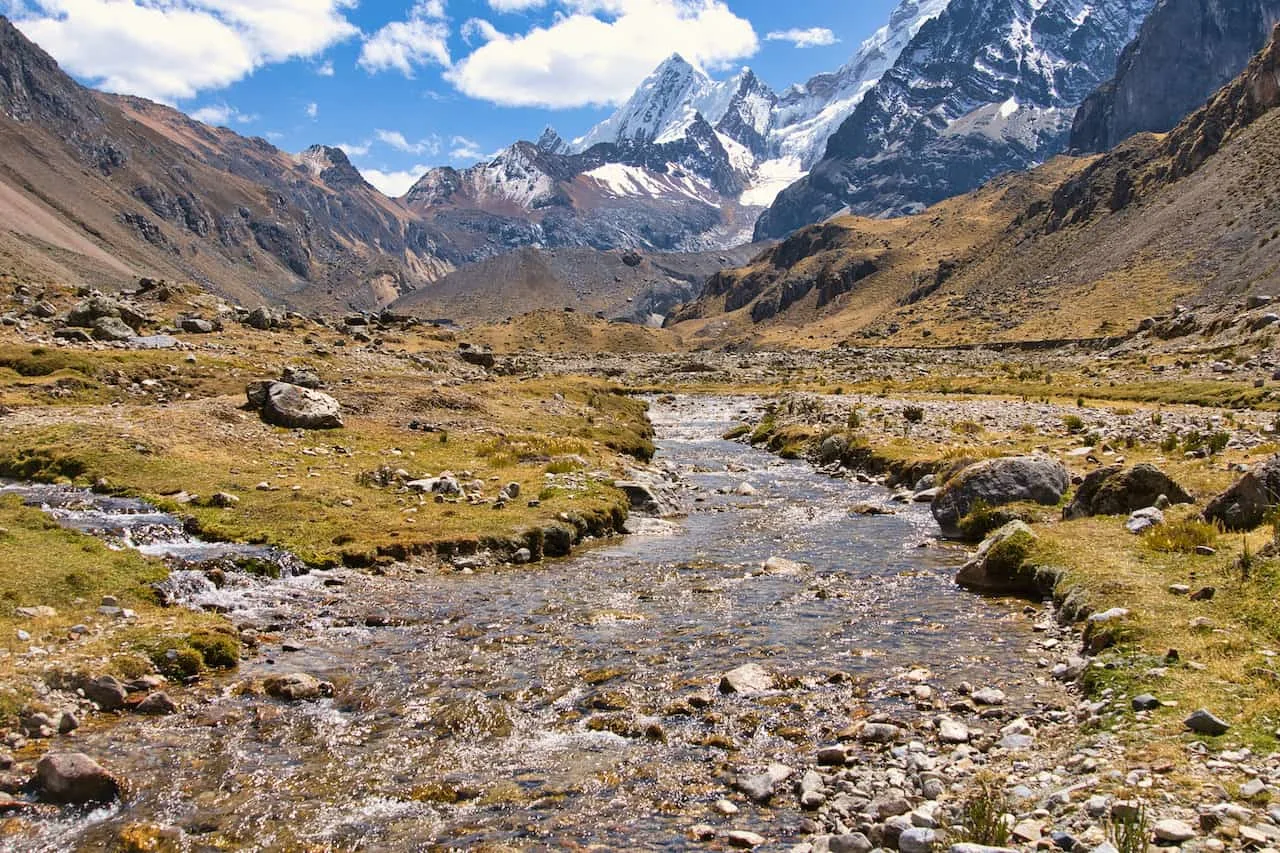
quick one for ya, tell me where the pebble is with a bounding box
[971,687,1006,706]
[1152,819,1197,843]
[725,829,766,848]
[1132,694,1161,711]
[898,827,936,853]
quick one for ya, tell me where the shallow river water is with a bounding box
[11,395,1051,852]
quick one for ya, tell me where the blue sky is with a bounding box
[5,0,902,194]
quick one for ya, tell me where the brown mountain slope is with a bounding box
[0,16,454,312]
[391,244,760,326]
[672,24,1280,350]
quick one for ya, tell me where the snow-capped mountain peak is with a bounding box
[572,53,715,151]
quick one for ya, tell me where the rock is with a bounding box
[851,502,893,516]
[899,828,937,853]
[81,675,128,711]
[1240,778,1268,798]
[1184,708,1230,736]
[762,556,808,576]
[1132,694,1161,711]
[938,718,970,743]
[209,492,239,508]
[33,753,121,804]
[1125,506,1164,534]
[931,456,1070,538]
[1204,456,1280,531]
[615,481,679,517]
[53,327,93,342]
[972,687,1006,706]
[1152,819,1197,843]
[247,381,343,430]
[947,847,1018,853]
[735,772,776,803]
[457,343,495,369]
[725,829,766,848]
[244,306,283,330]
[719,663,772,695]
[955,521,1044,595]
[135,692,178,715]
[263,673,334,702]
[1189,586,1216,602]
[66,296,147,330]
[280,366,323,389]
[816,834,873,853]
[735,482,758,496]
[92,316,137,341]
[914,488,940,502]
[180,317,215,334]
[816,746,847,766]
[858,722,901,743]
[1064,464,1193,520]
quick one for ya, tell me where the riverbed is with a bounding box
[11,395,1058,852]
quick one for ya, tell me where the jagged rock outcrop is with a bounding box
[755,0,1155,239]
[1070,0,1280,153]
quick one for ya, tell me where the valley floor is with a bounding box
[2,283,1280,849]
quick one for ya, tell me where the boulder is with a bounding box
[179,317,215,334]
[33,753,121,804]
[80,674,128,711]
[955,521,1043,596]
[719,663,773,695]
[91,316,137,342]
[932,456,1069,538]
[246,381,343,430]
[1064,464,1193,519]
[263,673,334,702]
[135,692,178,715]
[615,480,680,517]
[457,343,495,369]
[1184,708,1230,736]
[66,296,148,330]
[244,306,283,330]
[280,366,324,389]
[1204,456,1280,531]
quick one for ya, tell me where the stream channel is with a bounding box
[8,395,1053,851]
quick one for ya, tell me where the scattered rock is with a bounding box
[33,753,122,805]
[246,381,344,430]
[1184,708,1230,736]
[1064,464,1193,520]
[1152,819,1197,843]
[1132,694,1161,711]
[263,673,334,702]
[719,663,773,695]
[1204,456,1280,531]
[932,456,1070,538]
[1125,506,1164,534]
[136,692,178,715]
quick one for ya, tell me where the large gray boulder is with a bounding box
[955,521,1046,596]
[1064,463,1193,519]
[34,753,122,804]
[1204,456,1280,531]
[932,456,1069,538]
[246,381,343,430]
[65,296,149,331]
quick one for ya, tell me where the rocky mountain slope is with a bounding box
[754,0,1156,240]
[673,24,1280,349]
[1070,0,1280,152]
[404,0,952,258]
[391,244,758,327]
[0,16,456,312]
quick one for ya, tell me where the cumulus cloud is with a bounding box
[190,102,257,126]
[445,0,758,108]
[487,0,545,11]
[765,27,838,48]
[448,135,487,160]
[12,0,359,103]
[358,0,451,77]
[358,165,430,197]
[337,141,372,157]
[315,60,335,77]
[374,128,441,156]
[305,102,319,118]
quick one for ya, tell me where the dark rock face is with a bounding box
[34,753,122,805]
[1204,456,1280,530]
[755,0,1154,239]
[932,456,1071,539]
[1064,464,1194,519]
[1070,0,1280,152]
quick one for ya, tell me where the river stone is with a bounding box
[81,675,128,711]
[899,827,937,853]
[735,772,776,803]
[34,753,121,804]
[1204,456,1280,531]
[1125,506,1164,534]
[1152,819,1196,843]
[762,556,807,576]
[724,829,765,848]
[1184,708,1230,735]
[814,833,873,853]
[955,521,1041,595]
[938,718,970,743]
[1064,464,1193,520]
[932,456,1069,538]
[972,687,1006,706]
[719,663,772,695]
[263,673,334,702]
[135,692,178,715]
[248,381,343,430]
[859,722,900,743]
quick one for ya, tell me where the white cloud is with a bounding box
[337,141,371,157]
[445,0,758,108]
[190,102,257,126]
[358,164,431,197]
[315,60,335,76]
[374,129,441,156]
[305,101,319,118]
[765,27,838,48]
[358,0,451,77]
[449,135,486,160]
[12,0,359,103]
[487,0,544,12]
